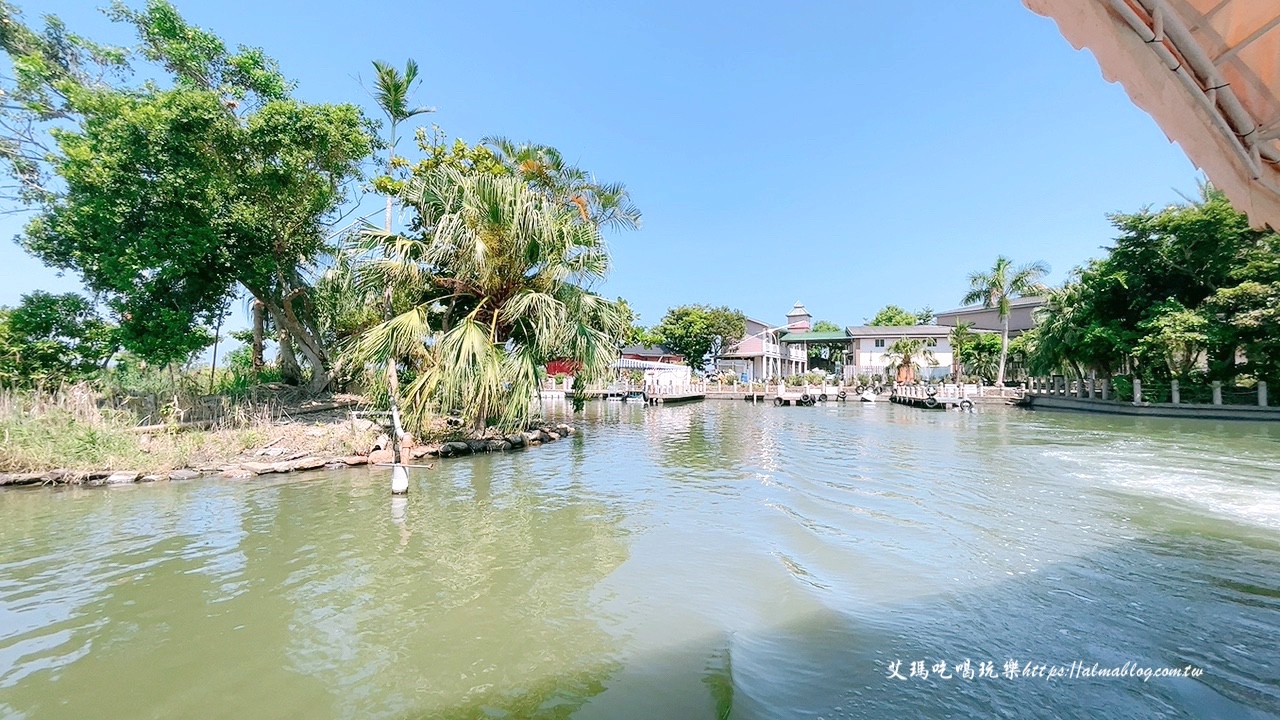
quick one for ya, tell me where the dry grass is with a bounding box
[1,386,379,475]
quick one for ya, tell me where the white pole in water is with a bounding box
[390,403,409,495]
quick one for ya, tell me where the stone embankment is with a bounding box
[0,421,578,488]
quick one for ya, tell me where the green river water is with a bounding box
[1,401,1279,719]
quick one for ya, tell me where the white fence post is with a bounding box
[1170,379,1180,404]
[1212,380,1223,405]
[1259,381,1268,407]
[1133,378,1142,404]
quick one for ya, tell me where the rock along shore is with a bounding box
[0,422,578,489]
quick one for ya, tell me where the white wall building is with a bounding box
[844,325,954,382]
[716,309,809,381]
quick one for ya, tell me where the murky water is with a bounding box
[2,401,1279,719]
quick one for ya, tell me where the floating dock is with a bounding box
[890,387,973,411]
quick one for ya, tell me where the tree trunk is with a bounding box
[251,300,265,374]
[996,316,1010,386]
[278,325,302,386]
[239,283,332,396]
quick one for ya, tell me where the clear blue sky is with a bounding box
[1,0,1200,332]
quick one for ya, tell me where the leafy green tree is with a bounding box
[353,166,629,432]
[5,1,375,388]
[807,320,845,366]
[0,291,117,386]
[867,305,916,327]
[962,256,1048,386]
[616,298,661,347]
[1203,281,1280,383]
[653,305,746,371]
[1024,184,1280,387]
[1135,300,1209,379]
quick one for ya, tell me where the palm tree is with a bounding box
[948,321,975,378]
[962,256,1048,386]
[885,337,936,384]
[370,59,434,464]
[353,167,627,434]
[371,59,435,233]
[482,136,642,232]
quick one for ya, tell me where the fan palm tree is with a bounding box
[482,136,641,232]
[352,167,627,433]
[885,337,936,384]
[962,256,1048,386]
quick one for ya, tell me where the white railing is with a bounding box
[891,383,1024,400]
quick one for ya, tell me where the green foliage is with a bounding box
[812,320,841,332]
[1135,300,1209,378]
[884,337,937,384]
[5,1,376,385]
[1027,184,1280,385]
[653,305,746,371]
[867,305,916,327]
[484,136,641,232]
[615,297,659,347]
[959,333,1001,381]
[0,291,117,387]
[352,164,632,433]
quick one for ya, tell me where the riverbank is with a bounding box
[0,389,578,488]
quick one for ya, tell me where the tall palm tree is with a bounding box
[948,321,975,378]
[482,136,641,232]
[962,256,1048,386]
[353,167,627,433]
[371,59,435,233]
[370,59,434,464]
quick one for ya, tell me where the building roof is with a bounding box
[936,296,1045,317]
[618,343,679,357]
[785,301,811,318]
[611,358,688,370]
[779,330,849,342]
[845,325,953,338]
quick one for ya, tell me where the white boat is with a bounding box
[859,390,877,403]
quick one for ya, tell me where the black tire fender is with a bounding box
[818,394,828,402]
[773,397,784,407]
[924,396,938,408]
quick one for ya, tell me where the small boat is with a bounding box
[625,391,648,405]
[859,390,877,403]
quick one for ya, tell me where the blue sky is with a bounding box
[1,0,1199,332]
